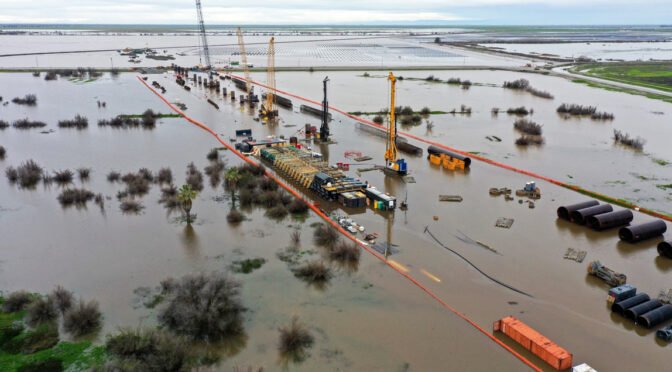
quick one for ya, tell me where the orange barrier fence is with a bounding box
[136,76,543,372]
[230,73,672,223]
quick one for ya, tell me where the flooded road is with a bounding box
[1,67,671,370]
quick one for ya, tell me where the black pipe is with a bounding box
[586,209,634,230]
[619,220,668,243]
[658,241,672,259]
[612,293,650,315]
[637,305,672,328]
[624,299,662,320]
[427,146,471,168]
[557,200,599,220]
[570,204,613,225]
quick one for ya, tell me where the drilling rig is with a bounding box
[259,37,278,119]
[320,77,330,141]
[385,72,408,176]
[194,0,212,71]
[236,27,257,106]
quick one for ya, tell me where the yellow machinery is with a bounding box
[385,72,408,176]
[236,27,254,104]
[260,37,278,119]
[427,145,471,170]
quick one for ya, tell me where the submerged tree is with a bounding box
[177,184,198,224]
[224,168,242,210]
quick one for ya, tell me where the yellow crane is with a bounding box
[236,27,253,100]
[385,72,407,176]
[260,37,278,119]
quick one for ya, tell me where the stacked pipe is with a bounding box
[624,300,662,320]
[619,220,667,243]
[570,204,613,225]
[586,210,633,230]
[658,241,672,259]
[612,293,650,315]
[638,305,672,329]
[557,200,599,220]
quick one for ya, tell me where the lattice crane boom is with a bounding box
[236,27,251,95]
[265,37,276,114]
[195,0,212,69]
[384,72,408,176]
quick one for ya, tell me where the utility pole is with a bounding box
[320,76,330,142]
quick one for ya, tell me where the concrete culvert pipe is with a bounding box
[637,305,672,329]
[571,204,613,225]
[624,299,662,320]
[586,209,634,231]
[658,241,672,259]
[612,293,651,315]
[557,200,599,220]
[619,220,668,243]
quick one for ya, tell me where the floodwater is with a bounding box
[1,66,672,371]
[0,34,517,69]
[480,42,672,61]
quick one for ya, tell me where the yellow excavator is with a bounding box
[385,72,408,176]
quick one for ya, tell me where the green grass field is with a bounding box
[575,63,672,93]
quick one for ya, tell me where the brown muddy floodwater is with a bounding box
[1,70,671,371]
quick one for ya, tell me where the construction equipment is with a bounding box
[587,260,627,286]
[194,0,212,71]
[236,27,255,104]
[320,77,330,141]
[259,37,278,119]
[385,72,407,176]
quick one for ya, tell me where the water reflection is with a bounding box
[181,224,200,259]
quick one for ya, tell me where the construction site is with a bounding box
[1,2,672,372]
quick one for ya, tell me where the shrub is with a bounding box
[6,166,18,183]
[158,272,245,341]
[328,241,361,265]
[557,103,596,116]
[206,148,219,161]
[293,261,332,284]
[12,94,37,105]
[266,205,288,219]
[63,300,102,337]
[159,185,180,210]
[239,189,254,207]
[3,323,59,354]
[258,190,281,208]
[447,77,461,85]
[506,106,530,116]
[12,119,47,130]
[591,112,614,120]
[372,115,384,124]
[52,169,74,184]
[258,177,278,192]
[26,297,58,326]
[16,160,43,188]
[425,75,439,82]
[461,80,472,88]
[120,198,144,214]
[157,168,173,184]
[411,114,422,123]
[58,188,95,207]
[107,171,121,182]
[45,71,57,80]
[287,199,309,214]
[77,167,91,181]
[420,107,431,116]
[138,168,154,182]
[513,119,543,135]
[106,328,193,371]
[613,130,645,150]
[291,231,301,246]
[0,146,5,160]
[232,258,266,274]
[49,285,74,314]
[0,120,9,129]
[2,291,33,312]
[278,317,314,362]
[503,79,530,90]
[527,87,554,99]
[515,135,545,146]
[141,109,156,129]
[400,106,414,116]
[122,173,151,196]
[313,224,339,247]
[227,209,245,223]
[185,163,204,192]
[58,115,88,129]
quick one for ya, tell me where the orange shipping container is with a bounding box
[493,316,573,371]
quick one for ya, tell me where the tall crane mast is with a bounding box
[260,37,278,119]
[320,77,330,141]
[195,0,212,70]
[385,72,407,176]
[236,27,252,96]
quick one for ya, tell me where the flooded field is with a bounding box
[481,42,672,62]
[1,66,671,371]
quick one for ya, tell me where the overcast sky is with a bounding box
[1,0,671,25]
